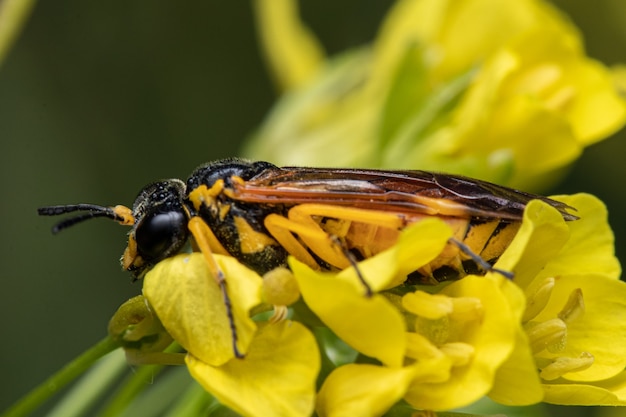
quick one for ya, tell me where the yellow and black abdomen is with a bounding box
[317,212,521,284]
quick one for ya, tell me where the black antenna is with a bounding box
[37,204,130,234]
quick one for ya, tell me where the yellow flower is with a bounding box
[293,219,527,413]
[245,0,626,190]
[143,253,263,366]
[290,194,626,414]
[491,194,626,405]
[143,253,320,417]
[187,321,320,417]
[316,363,431,417]
[290,218,452,367]
[401,275,527,410]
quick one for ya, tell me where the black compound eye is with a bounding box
[134,210,188,261]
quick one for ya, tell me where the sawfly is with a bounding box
[38,158,577,356]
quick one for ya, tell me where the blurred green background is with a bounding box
[1,1,624,416]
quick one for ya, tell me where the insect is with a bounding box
[39,158,577,355]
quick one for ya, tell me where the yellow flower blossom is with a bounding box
[252,0,324,90]
[290,218,452,367]
[291,219,526,413]
[143,253,263,366]
[187,321,320,417]
[401,275,526,410]
[246,0,626,190]
[490,194,626,405]
[316,363,429,417]
[143,253,320,417]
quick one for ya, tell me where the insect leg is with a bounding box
[448,237,514,279]
[263,213,339,268]
[187,217,243,358]
[264,213,374,295]
[328,235,373,297]
[266,204,408,295]
[286,204,408,267]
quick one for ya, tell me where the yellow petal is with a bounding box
[404,276,520,410]
[316,364,417,417]
[543,370,626,405]
[143,253,263,366]
[540,194,621,280]
[374,0,576,82]
[252,0,325,91]
[338,218,452,291]
[565,59,626,145]
[533,274,626,382]
[187,321,320,417]
[489,327,544,405]
[290,259,406,367]
[495,199,570,288]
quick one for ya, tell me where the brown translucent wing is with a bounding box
[231,166,577,221]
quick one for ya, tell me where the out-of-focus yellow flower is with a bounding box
[246,0,626,190]
[252,0,324,90]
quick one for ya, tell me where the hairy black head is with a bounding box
[128,179,189,277]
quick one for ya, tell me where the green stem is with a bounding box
[162,374,214,417]
[98,342,183,417]
[46,349,128,417]
[1,336,119,417]
[98,363,167,417]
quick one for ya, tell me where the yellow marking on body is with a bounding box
[230,176,245,185]
[188,180,225,211]
[480,222,520,261]
[222,176,245,199]
[344,221,377,245]
[122,234,143,270]
[233,216,279,254]
[463,221,500,256]
[219,204,231,221]
[361,226,401,257]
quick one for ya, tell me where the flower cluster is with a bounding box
[246,0,626,190]
[137,193,626,416]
